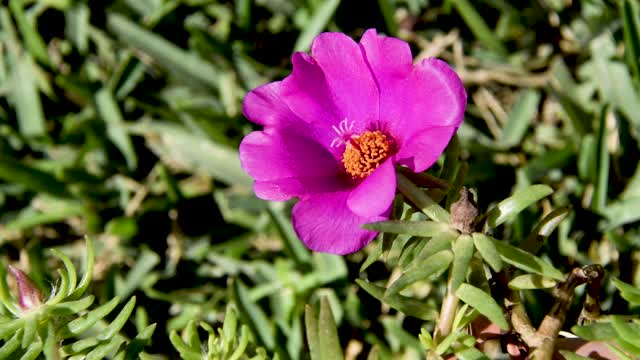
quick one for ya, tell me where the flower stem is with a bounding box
[397,172,449,223]
[435,268,459,341]
[531,265,604,360]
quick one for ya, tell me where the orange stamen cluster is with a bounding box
[342,130,391,179]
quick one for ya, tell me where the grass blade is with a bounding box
[95,87,137,170]
[130,121,251,187]
[107,13,219,89]
[449,0,507,54]
[294,0,340,52]
[232,279,275,350]
[0,155,69,198]
[8,54,46,138]
[8,0,49,65]
[591,35,640,127]
[115,248,159,299]
[267,202,311,267]
[592,106,610,212]
[377,0,398,36]
[620,0,640,84]
[499,89,541,147]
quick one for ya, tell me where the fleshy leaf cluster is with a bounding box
[0,237,155,359]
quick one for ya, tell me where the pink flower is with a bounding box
[239,29,466,255]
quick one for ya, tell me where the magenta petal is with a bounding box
[383,58,466,142]
[347,159,396,217]
[281,53,340,126]
[395,126,458,173]
[253,176,344,201]
[239,125,342,200]
[359,29,413,86]
[243,81,291,126]
[310,32,379,126]
[280,54,346,158]
[292,191,387,255]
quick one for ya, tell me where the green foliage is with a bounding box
[573,316,640,359]
[304,297,343,360]
[455,285,507,331]
[1,0,640,359]
[0,237,155,359]
[170,306,272,360]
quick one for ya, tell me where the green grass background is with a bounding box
[1,0,640,358]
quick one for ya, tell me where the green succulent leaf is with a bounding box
[61,297,120,338]
[69,236,95,301]
[520,206,571,253]
[356,279,434,320]
[0,319,22,340]
[49,295,95,315]
[318,297,344,360]
[97,296,137,341]
[613,338,640,357]
[386,250,453,295]
[612,278,640,305]
[456,284,508,331]
[49,248,77,297]
[451,235,474,291]
[472,233,503,272]
[22,316,38,349]
[486,184,553,228]
[63,338,100,354]
[21,337,43,360]
[169,330,202,360]
[558,351,593,360]
[508,274,557,290]
[572,322,619,340]
[48,268,70,305]
[611,316,640,347]
[0,329,22,358]
[363,220,450,237]
[418,230,457,260]
[490,237,564,280]
[304,304,320,360]
[397,173,450,222]
[456,347,490,360]
[85,337,126,360]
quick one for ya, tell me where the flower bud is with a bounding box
[450,188,479,234]
[8,265,43,311]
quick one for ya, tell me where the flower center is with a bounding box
[341,130,391,179]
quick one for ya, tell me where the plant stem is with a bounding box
[435,270,459,341]
[531,265,604,360]
[397,172,450,223]
[508,290,539,348]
